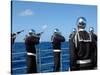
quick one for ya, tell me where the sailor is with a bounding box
[89,27,97,43]
[25,29,42,73]
[71,17,95,70]
[11,30,24,45]
[89,27,97,68]
[51,28,65,72]
[69,28,77,71]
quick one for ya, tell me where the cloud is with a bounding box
[19,9,34,16]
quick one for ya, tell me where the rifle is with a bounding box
[16,30,24,34]
[36,32,43,36]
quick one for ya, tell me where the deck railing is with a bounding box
[12,48,70,74]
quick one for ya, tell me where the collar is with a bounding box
[78,28,85,31]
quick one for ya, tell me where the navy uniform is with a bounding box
[69,28,77,71]
[70,17,96,71]
[11,33,16,45]
[51,29,65,72]
[11,30,24,45]
[25,30,40,73]
[89,27,97,68]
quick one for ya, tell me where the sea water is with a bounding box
[12,42,70,74]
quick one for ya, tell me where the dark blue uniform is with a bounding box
[69,31,77,71]
[25,35,40,73]
[52,33,65,72]
[11,30,24,45]
[89,32,97,68]
[70,29,97,71]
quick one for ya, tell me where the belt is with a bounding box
[77,59,91,64]
[53,49,61,52]
[27,52,36,56]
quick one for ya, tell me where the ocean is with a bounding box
[12,42,70,74]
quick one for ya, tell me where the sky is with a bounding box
[12,1,97,42]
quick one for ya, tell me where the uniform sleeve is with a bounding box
[61,36,65,42]
[35,37,40,44]
[69,33,78,70]
[57,34,65,42]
